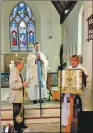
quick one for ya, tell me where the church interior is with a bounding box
[0,0,93,132]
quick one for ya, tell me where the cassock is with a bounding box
[26,51,48,100]
[61,64,88,126]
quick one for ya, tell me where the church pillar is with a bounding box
[82,1,93,111]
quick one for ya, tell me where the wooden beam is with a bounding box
[60,1,77,24]
[51,1,77,24]
[51,1,62,15]
[59,1,66,10]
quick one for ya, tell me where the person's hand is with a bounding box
[35,54,41,62]
[79,73,82,78]
[25,91,28,98]
[23,82,28,88]
[86,75,88,78]
[37,54,41,60]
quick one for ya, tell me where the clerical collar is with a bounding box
[72,64,81,68]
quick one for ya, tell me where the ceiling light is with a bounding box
[65,9,69,14]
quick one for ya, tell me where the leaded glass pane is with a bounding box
[28,21,35,51]
[10,15,13,21]
[18,2,27,14]
[19,21,27,51]
[27,6,32,18]
[12,6,17,18]
[15,15,21,23]
[24,16,29,23]
[10,21,19,51]
[20,13,25,18]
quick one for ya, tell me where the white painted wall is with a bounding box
[82,1,92,111]
[1,1,61,72]
[61,1,93,111]
[62,1,83,65]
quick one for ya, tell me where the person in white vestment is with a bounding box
[62,55,89,126]
[26,42,48,104]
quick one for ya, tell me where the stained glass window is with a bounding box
[10,2,35,52]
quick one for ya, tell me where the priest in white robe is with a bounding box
[26,42,48,104]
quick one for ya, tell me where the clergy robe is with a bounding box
[26,51,48,100]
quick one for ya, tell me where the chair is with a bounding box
[47,73,52,101]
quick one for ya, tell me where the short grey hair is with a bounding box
[14,57,24,66]
[71,55,80,61]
